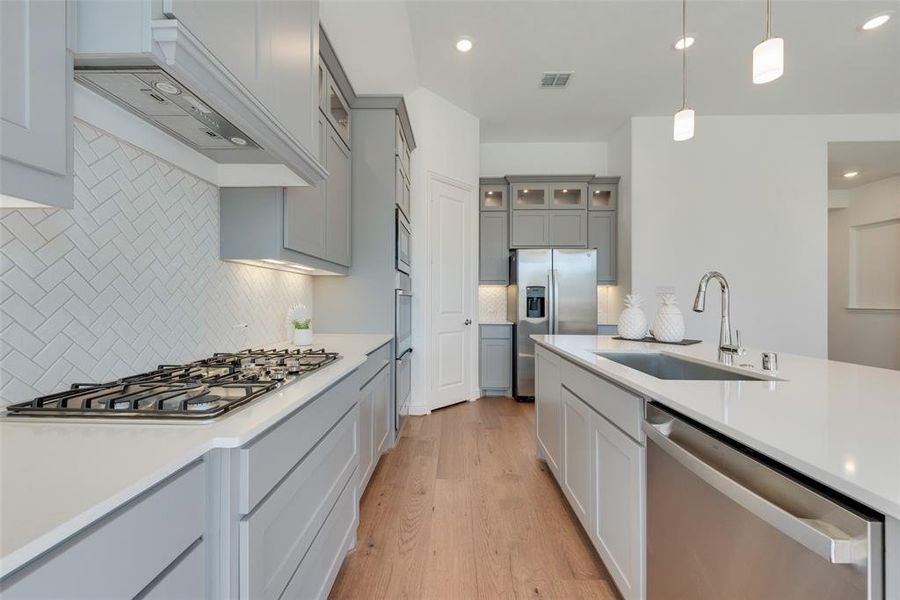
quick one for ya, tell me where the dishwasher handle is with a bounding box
[643,419,868,565]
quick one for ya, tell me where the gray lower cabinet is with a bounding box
[510,210,548,247]
[588,211,617,283]
[561,388,592,531]
[359,342,392,493]
[0,462,205,599]
[548,210,587,247]
[480,212,509,284]
[0,0,73,209]
[479,325,512,392]
[139,540,206,600]
[535,346,563,476]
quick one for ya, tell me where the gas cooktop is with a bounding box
[4,348,341,421]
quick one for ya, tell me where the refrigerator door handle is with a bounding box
[550,269,559,335]
[547,272,555,334]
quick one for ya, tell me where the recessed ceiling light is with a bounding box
[152,81,180,95]
[455,38,473,52]
[843,171,860,178]
[861,13,891,30]
[230,136,248,146]
[674,35,695,50]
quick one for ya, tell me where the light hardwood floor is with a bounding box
[329,396,620,600]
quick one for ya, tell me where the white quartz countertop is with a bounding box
[0,333,392,578]
[533,335,900,520]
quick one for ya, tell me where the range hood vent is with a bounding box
[74,19,325,185]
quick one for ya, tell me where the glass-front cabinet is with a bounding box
[480,184,508,211]
[325,75,350,145]
[589,183,617,210]
[550,184,588,209]
[512,184,549,209]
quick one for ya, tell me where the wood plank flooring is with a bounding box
[329,396,620,600]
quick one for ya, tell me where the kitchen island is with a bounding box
[0,333,392,597]
[532,334,900,600]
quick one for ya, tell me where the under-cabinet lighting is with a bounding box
[262,259,287,264]
[843,171,860,178]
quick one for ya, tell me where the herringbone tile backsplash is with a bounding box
[0,121,313,405]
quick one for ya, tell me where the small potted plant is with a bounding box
[291,318,313,347]
[286,303,313,347]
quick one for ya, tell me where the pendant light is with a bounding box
[753,0,784,84]
[673,0,694,141]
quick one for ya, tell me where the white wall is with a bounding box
[405,88,480,414]
[479,142,607,176]
[828,175,900,370]
[629,114,900,357]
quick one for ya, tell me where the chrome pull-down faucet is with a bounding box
[692,271,744,357]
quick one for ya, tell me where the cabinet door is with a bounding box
[589,183,617,210]
[588,212,617,283]
[396,158,411,220]
[535,348,562,476]
[480,184,508,211]
[550,184,587,209]
[358,382,374,491]
[165,0,317,154]
[479,212,509,284]
[373,366,391,457]
[592,411,645,600]
[548,210,587,247]
[284,114,327,257]
[562,389,592,530]
[510,211,548,247]
[511,184,549,209]
[1,0,72,208]
[479,338,511,389]
[325,124,351,266]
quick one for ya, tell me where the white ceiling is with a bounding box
[828,141,900,189]
[321,0,900,142]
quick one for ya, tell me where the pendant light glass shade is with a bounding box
[673,108,695,141]
[753,36,784,84]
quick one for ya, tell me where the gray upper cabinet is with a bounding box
[325,125,351,266]
[323,68,351,148]
[284,114,327,258]
[510,211,549,247]
[283,119,351,268]
[548,210,587,247]
[396,157,411,220]
[480,212,509,284]
[589,212,617,283]
[512,184,550,209]
[550,184,588,210]
[163,0,319,165]
[589,183,617,210]
[480,184,508,211]
[1,0,73,209]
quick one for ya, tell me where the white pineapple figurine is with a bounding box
[652,294,685,343]
[618,294,649,340]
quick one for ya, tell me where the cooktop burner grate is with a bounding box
[4,348,341,420]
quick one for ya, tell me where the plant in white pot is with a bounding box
[291,318,313,346]
[286,303,313,346]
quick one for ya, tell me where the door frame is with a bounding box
[426,171,478,411]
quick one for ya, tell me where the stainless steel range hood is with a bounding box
[75,69,262,158]
[75,17,325,185]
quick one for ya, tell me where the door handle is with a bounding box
[464,319,472,326]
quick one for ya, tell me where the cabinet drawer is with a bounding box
[280,469,359,600]
[561,360,642,441]
[240,406,358,600]
[1,462,204,599]
[238,372,358,513]
[359,342,392,388]
[139,539,205,600]
[480,324,512,339]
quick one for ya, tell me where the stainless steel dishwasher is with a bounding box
[644,403,883,600]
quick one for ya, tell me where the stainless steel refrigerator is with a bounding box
[507,249,597,400]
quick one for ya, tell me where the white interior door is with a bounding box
[429,176,474,410]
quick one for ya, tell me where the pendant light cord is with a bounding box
[766,0,772,39]
[682,0,687,109]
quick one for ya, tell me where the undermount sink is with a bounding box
[594,352,771,381]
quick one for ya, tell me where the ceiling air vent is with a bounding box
[540,72,573,88]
